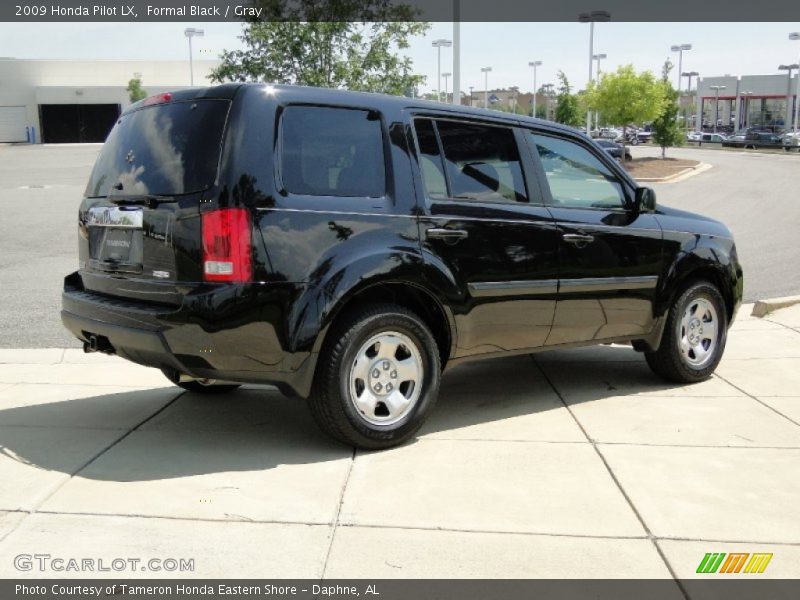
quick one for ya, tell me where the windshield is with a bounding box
[84,99,230,198]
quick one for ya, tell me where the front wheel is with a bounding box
[308,304,441,449]
[645,282,728,383]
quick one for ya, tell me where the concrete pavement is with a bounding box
[0,304,799,582]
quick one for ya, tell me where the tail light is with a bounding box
[202,208,252,283]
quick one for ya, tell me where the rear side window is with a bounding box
[280,106,385,198]
[85,99,230,198]
[434,120,527,203]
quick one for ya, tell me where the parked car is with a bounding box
[783,130,800,151]
[699,133,727,143]
[686,131,703,142]
[62,84,743,449]
[722,130,784,149]
[594,139,633,161]
[625,129,652,145]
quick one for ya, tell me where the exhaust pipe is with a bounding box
[84,335,99,353]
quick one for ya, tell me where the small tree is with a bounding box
[651,60,684,158]
[126,77,147,103]
[585,64,666,160]
[554,71,582,127]
[211,1,429,95]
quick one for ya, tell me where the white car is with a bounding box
[783,131,800,151]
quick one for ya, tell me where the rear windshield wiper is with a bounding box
[108,194,174,209]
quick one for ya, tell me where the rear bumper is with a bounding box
[61,272,316,397]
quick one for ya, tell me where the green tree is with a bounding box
[585,64,667,160]
[126,76,147,103]
[210,1,429,95]
[651,60,684,158]
[554,71,582,127]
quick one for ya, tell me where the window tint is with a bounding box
[531,133,626,209]
[85,99,230,198]
[280,106,385,197]
[413,119,447,198]
[435,120,527,203]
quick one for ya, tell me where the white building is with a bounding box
[0,58,221,143]
[696,73,799,132]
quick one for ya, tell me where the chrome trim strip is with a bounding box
[469,279,559,297]
[559,276,658,294]
[86,206,143,228]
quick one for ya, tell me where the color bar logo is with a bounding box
[696,552,772,574]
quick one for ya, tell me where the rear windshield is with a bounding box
[84,99,230,198]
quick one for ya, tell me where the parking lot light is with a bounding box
[432,39,452,103]
[529,61,542,118]
[671,44,693,91]
[790,33,800,132]
[481,66,492,108]
[184,28,204,86]
[683,71,700,131]
[442,72,452,103]
[579,10,611,134]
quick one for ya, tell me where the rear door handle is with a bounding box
[426,227,469,242]
[562,233,595,246]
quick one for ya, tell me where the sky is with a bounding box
[1,21,799,94]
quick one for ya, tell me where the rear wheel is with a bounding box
[308,304,441,449]
[645,281,728,383]
[160,367,241,394]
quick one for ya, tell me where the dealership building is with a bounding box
[0,58,221,143]
[686,74,798,131]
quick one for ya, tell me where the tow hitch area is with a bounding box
[82,333,115,354]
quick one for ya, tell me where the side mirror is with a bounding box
[634,187,657,213]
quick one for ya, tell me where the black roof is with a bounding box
[128,82,587,140]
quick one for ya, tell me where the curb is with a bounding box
[751,295,800,317]
[635,162,712,184]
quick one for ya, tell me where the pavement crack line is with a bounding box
[530,355,690,599]
[0,389,185,545]
[713,372,800,428]
[320,446,357,579]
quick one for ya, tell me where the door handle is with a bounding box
[426,227,469,242]
[562,233,595,246]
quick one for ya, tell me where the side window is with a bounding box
[413,119,447,199]
[433,120,528,203]
[530,133,626,210]
[280,106,385,198]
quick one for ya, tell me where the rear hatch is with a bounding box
[78,94,231,306]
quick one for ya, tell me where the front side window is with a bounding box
[418,119,527,203]
[280,106,385,198]
[530,133,626,210]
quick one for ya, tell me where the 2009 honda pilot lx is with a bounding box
[62,84,743,449]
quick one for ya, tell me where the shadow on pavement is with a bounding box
[0,347,682,483]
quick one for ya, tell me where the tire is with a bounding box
[308,303,441,450]
[160,367,241,394]
[645,281,728,383]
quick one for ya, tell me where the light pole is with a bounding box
[469,86,474,107]
[739,91,753,130]
[184,28,205,86]
[682,71,699,131]
[541,83,554,120]
[592,53,606,129]
[481,66,492,108]
[670,44,692,91]
[432,39,452,102]
[709,85,726,133]
[529,61,542,118]
[579,10,611,134]
[442,72,452,103]
[790,32,800,132]
[778,64,798,131]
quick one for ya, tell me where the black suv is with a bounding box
[62,84,743,449]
